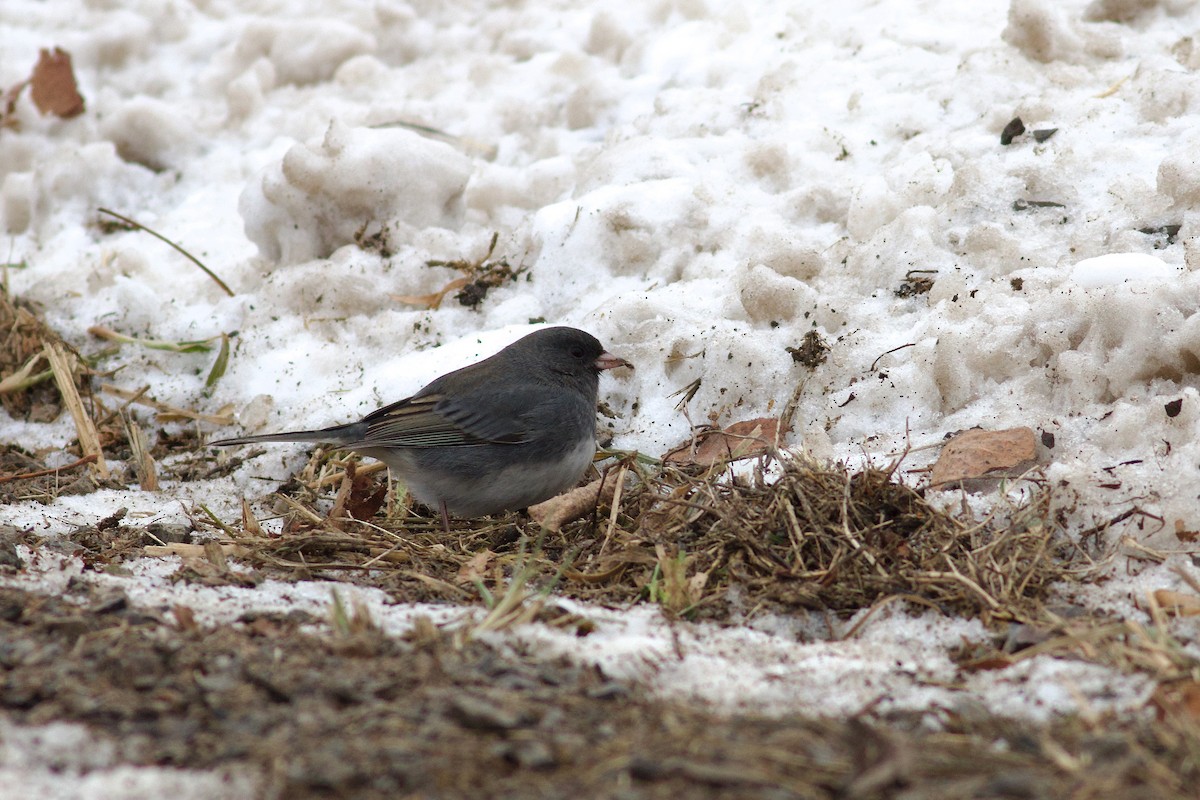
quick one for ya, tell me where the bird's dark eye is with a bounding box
[570,346,585,358]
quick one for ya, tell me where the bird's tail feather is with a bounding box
[209,422,364,448]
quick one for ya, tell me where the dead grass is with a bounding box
[0,293,80,421]
[180,450,1088,633]
[0,293,246,498]
[577,457,1083,624]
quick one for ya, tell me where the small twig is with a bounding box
[840,594,945,640]
[360,545,409,568]
[315,460,387,488]
[97,207,234,297]
[778,379,806,448]
[95,384,149,428]
[0,453,97,483]
[372,119,497,158]
[145,542,247,559]
[1095,73,1131,99]
[870,342,915,372]
[273,493,326,525]
[1077,506,1144,549]
[782,501,805,565]
[839,481,887,577]
[1121,535,1168,564]
[403,570,472,597]
[338,514,405,543]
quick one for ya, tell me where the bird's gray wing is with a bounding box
[355,387,541,448]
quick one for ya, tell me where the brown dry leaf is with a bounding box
[1152,589,1200,617]
[1,80,28,128]
[664,417,786,466]
[456,550,494,585]
[172,604,198,632]
[167,540,259,588]
[344,468,388,520]
[241,499,263,536]
[1177,682,1200,719]
[327,461,386,526]
[528,473,624,532]
[929,427,1038,490]
[30,47,85,118]
[1151,680,1200,721]
[203,539,230,571]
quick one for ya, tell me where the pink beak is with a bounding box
[595,351,633,371]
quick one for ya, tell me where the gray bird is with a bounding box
[210,326,632,527]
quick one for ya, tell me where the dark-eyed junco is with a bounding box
[210,326,632,527]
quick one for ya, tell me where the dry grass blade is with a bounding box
[391,276,469,309]
[122,412,158,490]
[44,341,108,478]
[100,383,234,425]
[0,351,48,393]
[97,208,234,297]
[145,542,247,559]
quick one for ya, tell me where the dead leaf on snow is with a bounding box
[929,426,1038,491]
[31,47,85,118]
[1,80,27,128]
[664,417,787,467]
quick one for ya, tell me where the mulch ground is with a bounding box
[2,581,1198,800]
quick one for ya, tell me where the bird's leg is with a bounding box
[439,500,451,534]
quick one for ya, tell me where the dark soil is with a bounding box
[1,583,1198,799]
